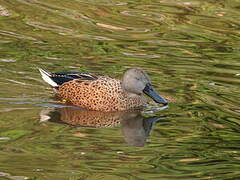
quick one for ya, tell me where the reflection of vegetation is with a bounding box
[0,0,240,179]
[0,129,31,140]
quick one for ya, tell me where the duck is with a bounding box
[39,68,168,112]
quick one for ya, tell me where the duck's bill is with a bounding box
[143,83,168,106]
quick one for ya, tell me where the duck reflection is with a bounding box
[40,107,165,147]
[121,114,164,147]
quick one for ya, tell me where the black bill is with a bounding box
[143,83,168,106]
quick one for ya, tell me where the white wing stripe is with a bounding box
[39,68,58,87]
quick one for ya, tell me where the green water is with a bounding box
[0,0,240,179]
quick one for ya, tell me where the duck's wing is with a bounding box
[39,68,99,87]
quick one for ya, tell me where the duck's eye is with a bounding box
[135,77,141,81]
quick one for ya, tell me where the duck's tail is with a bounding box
[38,68,59,87]
[39,68,98,87]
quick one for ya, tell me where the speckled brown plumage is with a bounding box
[57,76,146,112]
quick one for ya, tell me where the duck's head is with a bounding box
[122,68,168,106]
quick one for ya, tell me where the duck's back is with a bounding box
[57,76,146,111]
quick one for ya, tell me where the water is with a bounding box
[0,0,240,179]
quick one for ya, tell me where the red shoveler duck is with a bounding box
[39,68,168,112]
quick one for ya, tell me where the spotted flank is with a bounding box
[39,68,168,112]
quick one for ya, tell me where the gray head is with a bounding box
[122,68,168,105]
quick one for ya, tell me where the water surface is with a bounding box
[0,0,240,179]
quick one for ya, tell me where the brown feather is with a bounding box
[57,76,146,112]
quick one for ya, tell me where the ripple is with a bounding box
[0,6,11,16]
[194,18,240,29]
[96,23,127,31]
[122,52,160,58]
[18,0,94,23]
[0,171,28,180]
[0,59,16,62]
[0,30,38,41]
[72,34,114,41]
[26,21,74,33]
[0,0,240,179]
[121,10,167,23]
